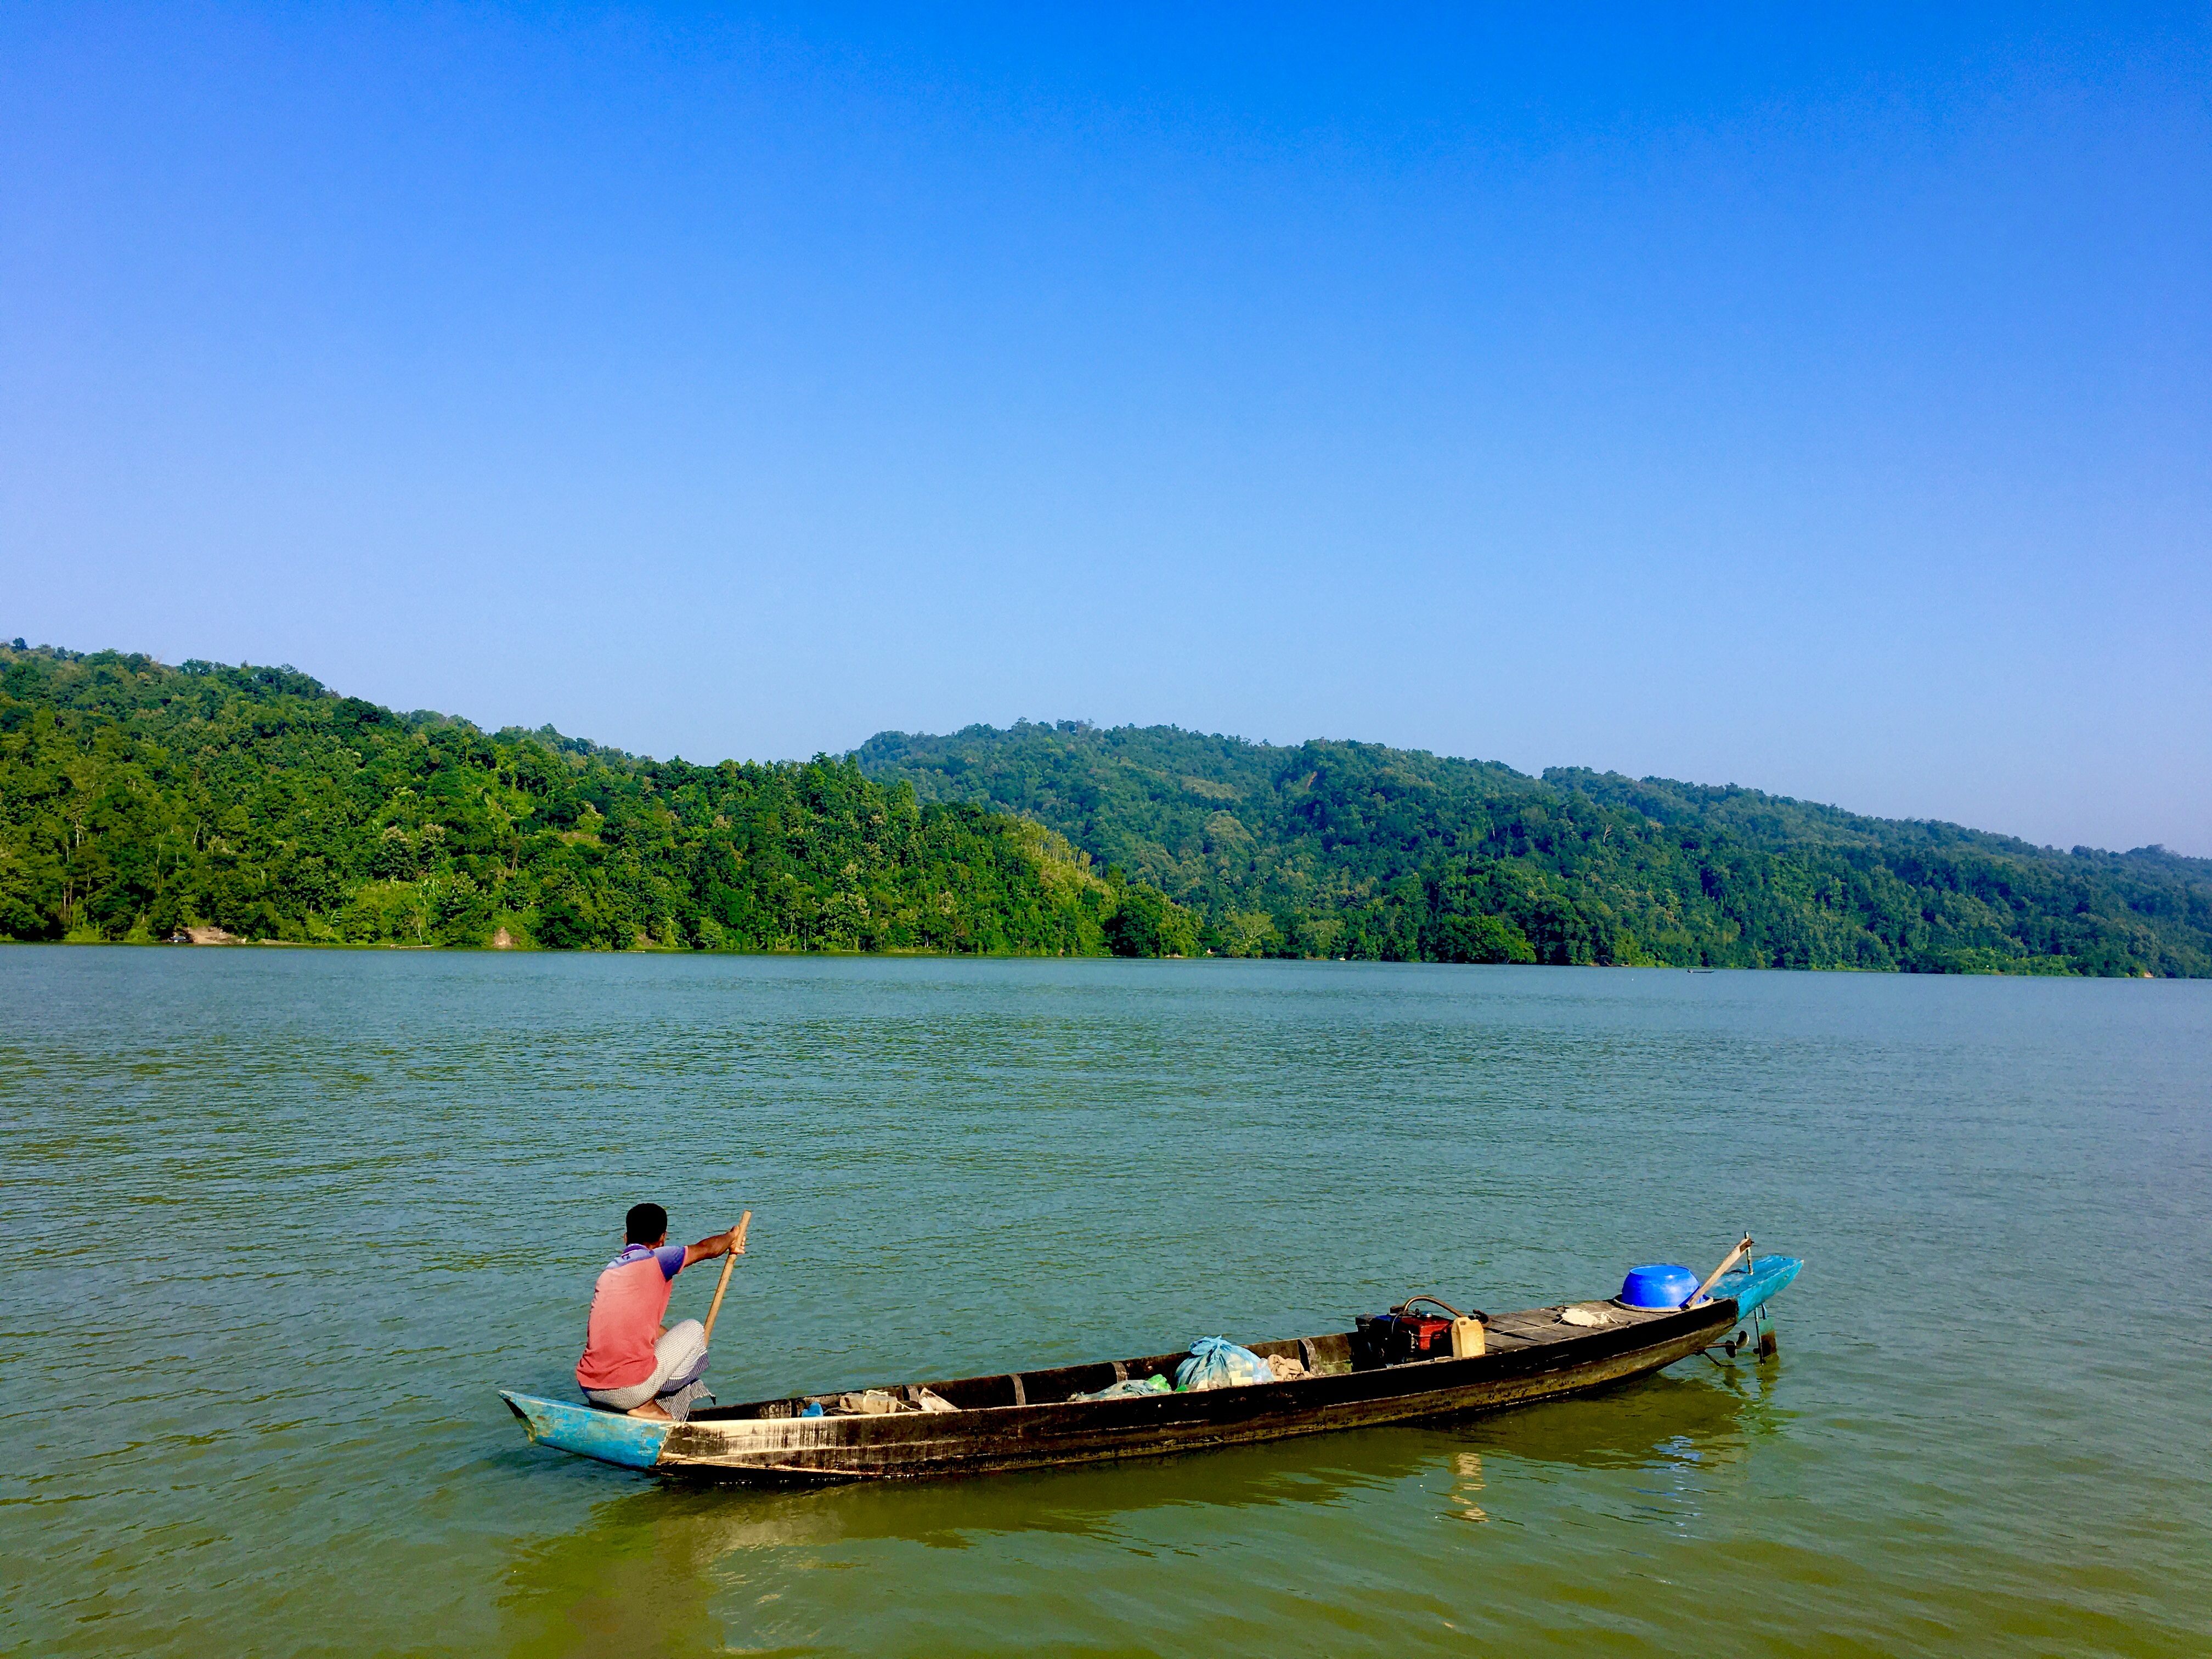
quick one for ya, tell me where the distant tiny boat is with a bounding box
[500,1255,1802,1483]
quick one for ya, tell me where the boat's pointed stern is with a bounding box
[1717,1254,1802,1317]
[500,1390,671,1471]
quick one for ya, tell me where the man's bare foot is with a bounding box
[626,1400,674,1421]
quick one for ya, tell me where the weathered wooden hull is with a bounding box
[501,1263,1798,1485]
[668,1303,1729,1482]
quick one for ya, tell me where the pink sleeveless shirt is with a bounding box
[576,1243,685,1390]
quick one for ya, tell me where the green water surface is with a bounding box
[3,951,2207,1655]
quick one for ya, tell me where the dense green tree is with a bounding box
[0,647,1197,955]
[1102,881,1201,958]
[856,722,2210,978]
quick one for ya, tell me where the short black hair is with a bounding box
[625,1202,668,1244]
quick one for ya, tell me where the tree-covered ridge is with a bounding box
[854,721,2212,977]
[0,647,1198,955]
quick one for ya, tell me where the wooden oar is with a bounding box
[702,1211,751,1344]
[1682,1233,1753,1309]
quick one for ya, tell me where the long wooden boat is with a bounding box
[501,1254,1801,1483]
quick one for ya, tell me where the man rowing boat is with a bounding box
[576,1203,747,1421]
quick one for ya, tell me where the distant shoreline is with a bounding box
[6,644,2203,977]
[5,936,2168,978]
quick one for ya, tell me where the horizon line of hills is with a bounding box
[3,642,2207,977]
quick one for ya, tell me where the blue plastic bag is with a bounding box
[1175,1338,1273,1392]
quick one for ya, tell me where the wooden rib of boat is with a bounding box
[501,1255,1801,1484]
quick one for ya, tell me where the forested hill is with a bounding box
[0,647,1199,955]
[855,722,2212,977]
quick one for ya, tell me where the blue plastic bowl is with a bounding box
[1620,1263,1700,1310]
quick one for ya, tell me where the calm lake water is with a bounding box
[3,949,2208,1656]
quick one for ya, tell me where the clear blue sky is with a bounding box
[4,5,2207,853]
